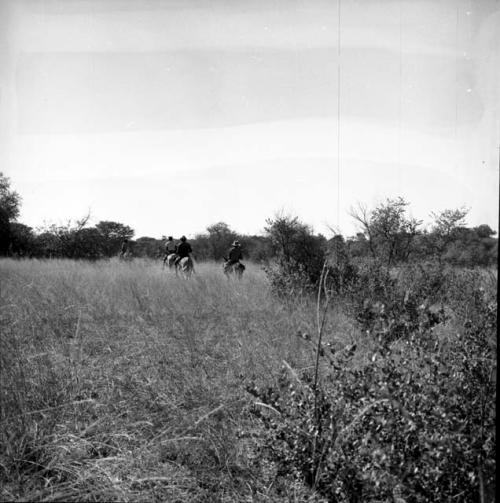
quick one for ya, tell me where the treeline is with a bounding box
[6,218,273,262]
[1,173,498,268]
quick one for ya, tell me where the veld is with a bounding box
[0,257,497,502]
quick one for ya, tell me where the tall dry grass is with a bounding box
[1,258,356,502]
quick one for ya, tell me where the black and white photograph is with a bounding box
[0,0,498,501]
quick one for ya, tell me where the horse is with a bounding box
[163,253,178,270]
[223,259,245,279]
[178,256,194,278]
[119,251,133,262]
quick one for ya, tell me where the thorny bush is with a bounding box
[249,262,496,502]
[341,261,495,351]
[263,259,317,298]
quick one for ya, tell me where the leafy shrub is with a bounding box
[263,214,327,298]
[248,263,497,502]
[338,261,494,351]
[263,259,316,298]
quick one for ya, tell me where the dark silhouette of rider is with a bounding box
[226,240,243,264]
[120,239,129,258]
[174,236,192,267]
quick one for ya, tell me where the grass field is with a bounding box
[0,258,357,501]
[0,258,496,502]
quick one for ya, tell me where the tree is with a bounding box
[328,235,349,267]
[439,225,498,267]
[205,222,237,261]
[350,198,422,266]
[325,234,359,294]
[429,207,469,262]
[36,214,92,258]
[0,172,21,255]
[265,213,326,285]
[431,207,468,236]
[191,234,211,261]
[9,223,35,257]
[346,233,371,260]
[349,204,377,260]
[34,231,60,258]
[95,221,134,257]
[73,227,105,260]
[473,224,496,239]
[265,214,303,263]
[134,237,162,258]
[237,235,273,262]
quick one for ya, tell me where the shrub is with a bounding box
[263,214,327,298]
[263,259,316,298]
[248,262,497,502]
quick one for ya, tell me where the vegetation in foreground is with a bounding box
[0,257,496,502]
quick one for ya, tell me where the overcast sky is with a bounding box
[0,0,498,238]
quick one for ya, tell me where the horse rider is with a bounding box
[165,236,177,255]
[226,240,243,267]
[174,235,193,267]
[119,239,129,259]
[163,236,178,267]
[163,235,177,260]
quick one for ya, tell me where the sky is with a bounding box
[0,0,499,239]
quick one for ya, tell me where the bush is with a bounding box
[248,262,497,502]
[263,214,327,298]
[336,261,495,351]
[263,259,317,298]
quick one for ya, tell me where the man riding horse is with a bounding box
[119,239,132,260]
[224,241,245,278]
[174,236,194,276]
[163,236,177,269]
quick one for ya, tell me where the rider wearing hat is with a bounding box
[227,240,243,265]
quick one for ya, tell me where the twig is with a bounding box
[282,360,313,393]
[0,399,97,424]
[160,436,203,443]
[478,466,485,503]
[313,261,329,395]
[333,399,391,450]
[131,476,172,485]
[193,403,224,427]
[311,261,332,486]
[254,402,281,416]
[146,404,225,446]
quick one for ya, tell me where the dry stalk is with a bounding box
[254,402,281,415]
[311,260,331,487]
[0,398,97,424]
[333,398,391,450]
[145,404,225,448]
[282,359,313,393]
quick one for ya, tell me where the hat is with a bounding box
[232,240,240,246]
[180,235,187,241]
